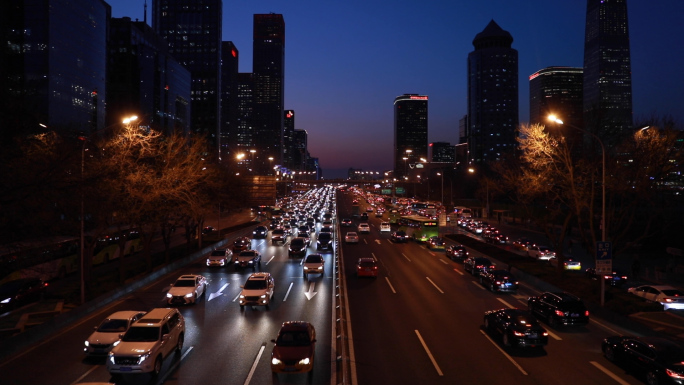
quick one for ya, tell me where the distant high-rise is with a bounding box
[252,14,285,175]
[283,110,295,170]
[221,41,240,162]
[583,0,633,139]
[153,0,223,150]
[394,94,428,179]
[467,20,518,164]
[529,67,583,128]
[1,0,110,139]
[430,142,455,163]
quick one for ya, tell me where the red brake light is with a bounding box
[585,310,590,316]
[555,310,564,317]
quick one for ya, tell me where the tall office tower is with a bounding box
[394,94,428,179]
[283,110,295,170]
[235,73,254,170]
[108,18,191,136]
[252,14,285,174]
[583,0,633,140]
[529,67,583,127]
[1,0,110,140]
[153,0,222,151]
[467,20,518,165]
[430,142,455,163]
[221,41,240,162]
[292,129,308,172]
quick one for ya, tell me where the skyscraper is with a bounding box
[583,0,633,139]
[529,67,583,128]
[394,94,428,179]
[467,20,518,164]
[221,41,240,162]
[283,110,295,170]
[153,0,223,150]
[252,13,285,175]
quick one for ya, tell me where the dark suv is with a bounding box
[316,232,333,251]
[463,257,495,277]
[288,237,307,257]
[527,292,589,327]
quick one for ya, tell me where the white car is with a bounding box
[239,272,275,308]
[527,245,556,260]
[303,254,325,278]
[380,222,391,232]
[107,308,185,376]
[627,285,684,310]
[84,311,146,356]
[206,248,233,267]
[167,274,207,305]
[345,232,359,243]
[358,223,370,234]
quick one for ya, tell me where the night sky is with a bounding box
[112,0,684,178]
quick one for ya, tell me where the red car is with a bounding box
[356,258,378,278]
[271,321,316,374]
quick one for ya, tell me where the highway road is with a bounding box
[0,224,334,385]
[337,191,646,385]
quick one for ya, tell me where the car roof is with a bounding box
[247,272,271,280]
[280,321,312,331]
[178,274,201,279]
[358,257,375,263]
[106,310,146,319]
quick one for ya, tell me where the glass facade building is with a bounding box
[394,94,428,179]
[529,67,583,128]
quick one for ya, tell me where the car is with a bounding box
[288,237,308,257]
[271,321,316,374]
[167,274,207,305]
[390,230,408,243]
[316,232,333,251]
[358,223,370,234]
[527,292,589,327]
[379,222,391,232]
[585,268,628,286]
[0,278,48,311]
[252,225,268,238]
[463,256,495,276]
[360,213,369,221]
[206,248,233,267]
[627,285,684,310]
[483,308,549,348]
[201,226,216,235]
[512,237,535,251]
[527,245,556,260]
[239,272,275,308]
[344,232,359,244]
[356,258,378,278]
[341,218,353,227]
[446,244,469,261]
[318,225,332,235]
[375,210,384,217]
[296,231,311,245]
[549,256,582,270]
[427,236,445,250]
[232,236,252,252]
[271,229,287,245]
[107,308,185,376]
[234,250,262,269]
[303,254,325,278]
[84,311,147,356]
[366,206,374,212]
[602,335,684,385]
[480,270,519,293]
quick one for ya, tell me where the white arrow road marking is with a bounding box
[208,283,229,301]
[375,239,382,244]
[304,282,318,300]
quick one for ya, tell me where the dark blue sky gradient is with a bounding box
[113,1,684,178]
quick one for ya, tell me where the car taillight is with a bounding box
[513,331,525,337]
[495,281,501,285]
[584,310,590,316]
[555,310,564,317]
[664,298,674,302]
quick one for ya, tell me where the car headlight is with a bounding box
[166,293,173,298]
[1,298,10,304]
[84,340,89,347]
[317,266,323,270]
[206,260,211,266]
[185,293,194,298]
[260,294,267,298]
[108,353,115,364]
[112,340,120,347]
[139,353,150,364]
[298,358,310,365]
[239,295,245,299]
[303,267,309,270]
[271,357,282,365]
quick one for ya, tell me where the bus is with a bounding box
[388,209,401,224]
[1,230,142,284]
[399,215,439,242]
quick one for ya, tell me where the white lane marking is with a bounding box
[305,282,318,300]
[590,361,632,385]
[439,259,449,265]
[364,239,368,244]
[546,329,563,341]
[590,318,625,335]
[479,330,527,375]
[415,330,443,376]
[453,268,464,276]
[426,277,444,294]
[283,282,294,301]
[497,298,516,309]
[243,344,266,385]
[402,253,411,262]
[385,277,397,294]
[157,346,194,384]
[232,291,241,302]
[386,239,393,245]
[471,280,487,290]
[69,365,99,385]
[265,255,275,265]
[208,283,229,301]
[375,239,382,244]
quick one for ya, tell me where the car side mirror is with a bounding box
[119,333,125,339]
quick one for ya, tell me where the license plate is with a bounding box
[528,333,537,338]
[571,313,579,317]
[283,367,296,372]
[120,367,132,372]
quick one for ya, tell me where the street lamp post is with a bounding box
[548,114,607,306]
[437,172,444,205]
